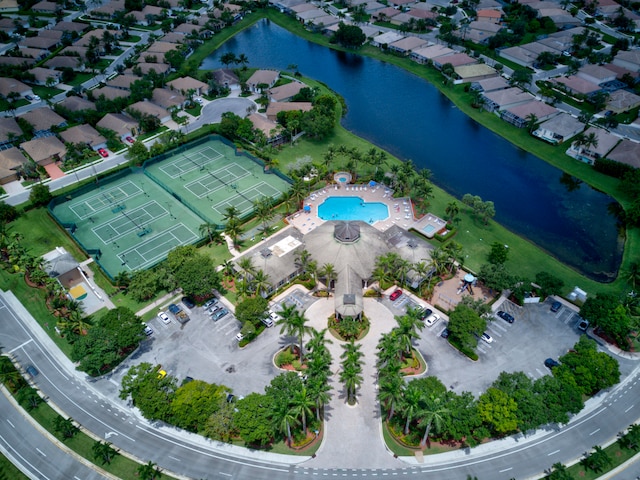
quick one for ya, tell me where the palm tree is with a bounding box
[307,377,332,421]
[92,440,117,465]
[339,342,364,405]
[271,402,298,446]
[137,461,162,480]
[624,261,640,289]
[253,196,274,235]
[525,113,539,133]
[443,241,464,274]
[224,217,243,248]
[445,201,459,222]
[400,381,423,434]
[396,258,411,287]
[371,266,392,289]
[378,369,404,421]
[277,305,313,362]
[419,395,449,446]
[236,53,249,70]
[199,221,221,245]
[222,205,240,222]
[288,180,307,210]
[395,310,425,357]
[252,269,271,297]
[237,257,255,281]
[294,248,312,274]
[290,386,315,434]
[320,263,337,294]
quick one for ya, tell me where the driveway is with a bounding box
[183,96,256,134]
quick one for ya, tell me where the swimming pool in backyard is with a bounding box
[317,196,389,222]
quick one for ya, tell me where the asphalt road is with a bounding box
[0,387,108,480]
[2,289,640,479]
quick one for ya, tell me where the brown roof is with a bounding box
[91,86,129,100]
[39,29,64,40]
[96,113,137,136]
[20,107,66,132]
[27,67,62,84]
[248,113,281,139]
[212,69,239,86]
[265,102,313,119]
[166,76,208,94]
[58,96,96,112]
[21,136,67,164]
[59,45,88,58]
[0,147,27,182]
[128,100,170,120]
[106,74,139,90]
[607,139,640,168]
[173,23,205,35]
[18,47,49,59]
[20,36,59,50]
[51,21,89,34]
[127,62,170,76]
[0,77,31,97]
[44,56,83,70]
[0,117,22,143]
[32,0,58,11]
[0,57,36,67]
[151,88,186,109]
[247,70,280,88]
[146,41,180,54]
[268,81,305,101]
[59,124,106,147]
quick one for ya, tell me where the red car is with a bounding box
[98,148,109,158]
[389,289,403,301]
[125,136,134,144]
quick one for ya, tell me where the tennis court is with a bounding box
[145,137,290,224]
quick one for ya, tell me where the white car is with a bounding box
[425,313,440,327]
[481,332,493,343]
[158,311,171,324]
[235,332,244,341]
[195,98,203,104]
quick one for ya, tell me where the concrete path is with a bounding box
[302,297,407,469]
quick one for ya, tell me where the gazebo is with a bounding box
[335,265,364,320]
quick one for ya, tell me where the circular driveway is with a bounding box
[184,97,257,133]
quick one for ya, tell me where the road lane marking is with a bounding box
[8,339,33,353]
[499,467,513,472]
[547,449,560,456]
[6,420,14,429]
[35,447,47,457]
[218,473,232,477]
[590,428,600,436]
[625,405,634,413]
[169,455,181,461]
[0,432,50,479]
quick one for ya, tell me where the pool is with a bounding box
[333,172,352,184]
[318,196,389,222]
[423,224,436,235]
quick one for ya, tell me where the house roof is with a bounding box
[499,45,537,66]
[474,76,509,92]
[335,265,364,318]
[477,8,502,18]
[45,56,83,70]
[58,96,96,112]
[406,8,437,19]
[106,74,139,90]
[128,100,170,120]
[389,36,428,52]
[503,100,558,120]
[173,23,205,35]
[268,81,305,101]
[91,86,130,100]
[266,102,313,117]
[411,44,454,60]
[606,89,640,113]
[578,126,619,156]
[152,88,186,109]
[16,47,48,59]
[96,113,137,136]
[375,6,401,19]
[468,20,502,33]
[42,247,79,277]
[20,136,67,163]
[607,139,640,168]
[75,31,104,47]
[537,112,584,138]
[0,77,31,96]
[127,62,171,76]
[248,112,281,138]
[60,45,88,58]
[166,76,208,93]
[51,21,89,33]
[614,50,640,69]
[146,41,180,54]
[141,4,163,15]
[553,76,601,95]
[32,0,58,11]
[20,107,66,132]
[483,87,533,107]
[59,124,106,147]
[0,57,36,67]
[211,68,239,86]
[434,52,476,67]
[0,117,22,143]
[454,63,497,79]
[247,70,280,87]
[577,64,617,82]
[159,32,186,44]
[27,67,61,84]
[20,36,59,50]
[0,147,27,180]
[372,31,404,45]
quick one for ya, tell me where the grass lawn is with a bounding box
[185,104,202,116]
[0,452,29,479]
[564,442,638,479]
[65,73,94,87]
[0,98,29,112]
[31,85,65,98]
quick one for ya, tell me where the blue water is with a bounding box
[423,224,436,234]
[318,197,389,222]
[201,20,623,281]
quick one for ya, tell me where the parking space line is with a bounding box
[535,368,545,377]
[491,322,508,332]
[487,328,502,337]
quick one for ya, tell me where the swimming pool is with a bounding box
[423,224,436,235]
[318,196,389,222]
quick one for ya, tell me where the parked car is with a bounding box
[195,98,203,104]
[578,319,589,332]
[97,148,109,158]
[440,328,450,339]
[211,308,228,321]
[25,95,33,101]
[425,313,440,327]
[481,332,493,343]
[168,303,180,314]
[181,296,195,309]
[208,304,222,314]
[544,358,560,369]
[157,369,167,379]
[143,323,153,336]
[125,136,134,143]
[262,311,278,327]
[158,311,171,324]
[235,332,244,341]
[203,298,218,309]
[26,365,38,377]
[33,95,40,101]
[389,289,403,301]
[550,301,562,313]
[497,310,515,323]
[419,308,433,321]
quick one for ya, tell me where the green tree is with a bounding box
[29,184,51,207]
[235,296,268,328]
[173,254,221,298]
[234,393,274,446]
[447,304,486,351]
[618,423,640,451]
[171,380,229,432]
[332,22,366,48]
[277,305,313,362]
[487,242,509,265]
[53,417,79,439]
[16,386,43,411]
[580,445,611,473]
[92,441,118,465]
[126,140,149,166]
[339,341,364,405]
[535,271,564,298]
[419,394,449,446]
[547,462,572,480]
[400,380,423,434]
[120,363,177,421]
[137,461,162,480]
[477,387,519,436]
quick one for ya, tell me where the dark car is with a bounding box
[26,365,39,377]
[419,308,433,320]
[25,94,33,101]
[550,301,562,313]
[211,308,228,321]
[544,358,560,369]
[578,319,589,332]
[168,303,181,314]
[389,289,403,301]
[181,296,195,309]
[440,328,450,338]
[497,310,515,323]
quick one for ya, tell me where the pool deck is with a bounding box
[287,184,418,234]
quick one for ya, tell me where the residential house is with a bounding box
[270,0,306,14]
[32,0,58,12]
[268,82,306,102]
[0,57,36,67]
[141,4,164,23]
[500,100,558,128]
[96,113,138,138]
[389,13,416,26]
[152,88,187,110]
[160,32,187,44]
[577,64,617,86]
[566,126,619,164]
[432,52,476,70]
[51,21,89,35]
[410,44,454,64]
[606,89,640,114]
[499,46,538,68]
[59,45,89,60]
[16,47,49,61]
[146,41,181,61]
[266,102,313,121]
[372,7,401,21]
[173,23,207,36]
[388,0,415,7]
[0,0,18,11]
[90,0,125,17]
[20,36,60,51]
[471,76,509,92]
[20,107,67,136]
[613,50,640,72]
[405,8,437,21]
[552,76,601,96]
[0,147,27,184]
[388,36,428,55]
[296,8,328,23]
[459,21,502,44]
[27,67,62,86]
[128,62,171,76]
[532,113,584,144]
[454,64,497,83]
[246,70,280,93]
[476,9,502,23]
[482,87,533,113]
[0,117,22,148]
[371,31,404,48]
[606,139,640,169]
[106,74,139,90]
[211,69,240,90]
[45,56,84,71]
[603,63,639,82]
[58,96,97,112]
[0,77,33,98]
[90,86,129,101]
[167,76,209,96]
[248,113,285,145]
[128,100,172,124]
[59,124,107,151]
[39,29,64,42]
[20,136,67,165]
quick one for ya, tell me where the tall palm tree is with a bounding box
[252,269,271,297]
[396,258,411,287]
[400,381,423,435]
[307,377,332,421]
[443,241,464,274]
[624,261,640,290]
[288,180,307,210]
[378,369,404,421]
[223,205,240,222]
[445,201,459,223]
[224,217,243,248]
[419,395,449,446]
[137,461,162,480]
[395,310,425,357]
[321,263,337,294]
[272,402,298,446]
[277,305,313,362]
[290,386,315,434]
[294,249,312,273]
[199,221,221,245]
[253,196,274,235]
